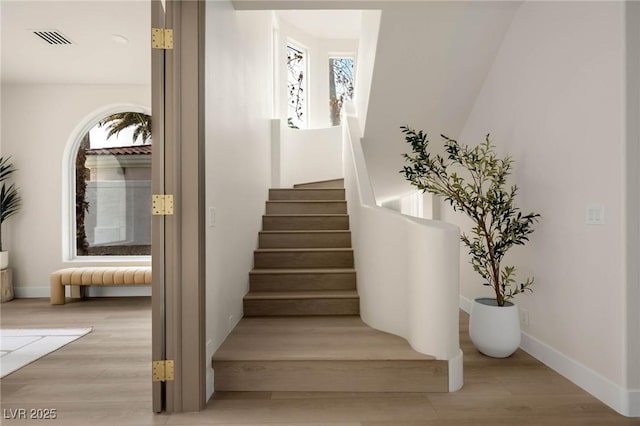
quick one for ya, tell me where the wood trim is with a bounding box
[162,0,206,413]
[151,0,167,414]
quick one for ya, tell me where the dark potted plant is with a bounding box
[400,127,540,357]
[1,156,22,270]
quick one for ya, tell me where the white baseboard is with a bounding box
[459,295,639,418]
[459,295,472,314]
[13,286,151,299]
[630,390,640,417]
[448,348,464,392]
[13,286,50,298]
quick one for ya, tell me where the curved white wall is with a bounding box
[342,107,461,372]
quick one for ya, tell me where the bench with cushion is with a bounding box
[50,266,152,305]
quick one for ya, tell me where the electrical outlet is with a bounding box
[228,315,234,332]
[519,308,529,327]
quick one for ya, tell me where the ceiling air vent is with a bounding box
[33,30,72,45]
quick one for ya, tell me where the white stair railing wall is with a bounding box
[342,103,463,391]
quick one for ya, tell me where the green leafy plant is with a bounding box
[400,126,540,306]
[99,112,151,144]
[0,157,22,252]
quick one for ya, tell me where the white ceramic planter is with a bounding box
[469,297,521,358]
[0,251,8,270]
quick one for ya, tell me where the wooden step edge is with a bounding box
[293,178,345,188]
[259,230,351,234]
[212,353,439,363]
[250,268,356,275]
[263,214,349,217]
[266,200,347,204]
[270,188,345,192]
[244,290,359,300]
[255,248,354,253]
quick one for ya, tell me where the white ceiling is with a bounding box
[0,2,362,86]
[277,10,361,39]
[1,1,151,85]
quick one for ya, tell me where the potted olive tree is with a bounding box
[400,127,540,357]
[0,156,22,270]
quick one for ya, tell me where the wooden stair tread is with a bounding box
[255,248,353,253]
[266,200,346,203]
[213,316,436,362]
[264,216,347,218]
[293,178,344,189]
[245,290,358,300]
[259,230,350,234]
[250,268,356,274]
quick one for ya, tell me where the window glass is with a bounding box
[287,44,307,128]
[329,57,355,126]
[75,113,152,256]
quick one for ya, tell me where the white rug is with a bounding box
[0,328,92,378]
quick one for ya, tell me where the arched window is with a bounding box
[65,107,152,259]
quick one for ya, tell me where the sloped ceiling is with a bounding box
[362,2,521,201]
[1,0,150,85]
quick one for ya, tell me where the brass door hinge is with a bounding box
[152,360,175,382]
[152,194,174,216]
[152,28,173,50]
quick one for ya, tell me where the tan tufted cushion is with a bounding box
[50,266,151,305]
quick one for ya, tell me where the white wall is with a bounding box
[279,125,342,188]
[343,108,462,391]
[276,15,358,129]
[354,10,381,135]
[625,1,640,406]
[204,3,274,399]
[361,2,520,201]
[0,84,151,296]
[449,1,636,415]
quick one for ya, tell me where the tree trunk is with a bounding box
[75,134,90,255]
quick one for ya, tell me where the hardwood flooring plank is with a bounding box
[1,298,636,425]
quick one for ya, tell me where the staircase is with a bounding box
[212,179,448,393]
[245,178,358,317]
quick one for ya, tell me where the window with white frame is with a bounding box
[329,57,355,126]
[287,43,307,128]
[74,112,152,257]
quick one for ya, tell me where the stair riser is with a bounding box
[293,179,344,189]
[269,189,345,201]
[265,201,347,215]
[213,360,448,392]
[243,298,359,316]
[263,216,349,231]
[254,251,354,269]
[250,272,356,292]
[259,232,352,248]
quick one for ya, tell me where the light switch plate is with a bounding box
[209,207,216,227]
[585,205,604,225]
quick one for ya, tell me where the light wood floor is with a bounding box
[1,297,638,425]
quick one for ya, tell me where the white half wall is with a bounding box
[0,84,151,293]
[279,124,342,188]
[450,1,636,416]
[343,108,461,376]
[204,3,274,400]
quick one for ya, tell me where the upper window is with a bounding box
[75,112,152,257]
[329,57,355,126]
[287,43,307,129]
